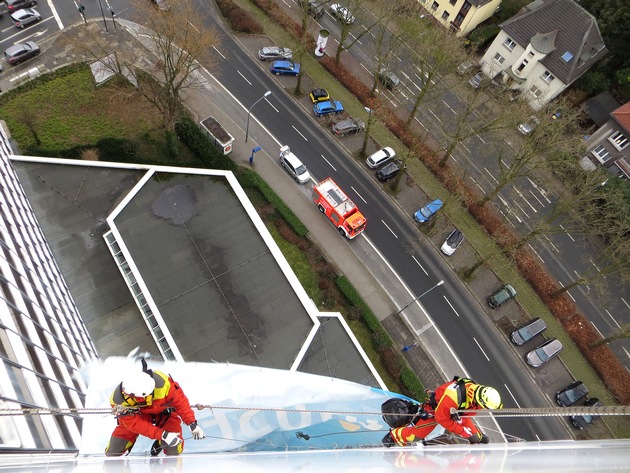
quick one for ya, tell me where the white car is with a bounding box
[440,229,464,256]
[329,3,355,24]
[518,116,540,135]
[279,146,311,184]
[366,147,395,169]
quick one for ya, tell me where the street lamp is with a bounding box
[245,91,271,142]
[393,280,444,317]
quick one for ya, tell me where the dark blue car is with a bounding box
[270,60,300,76]
[313,100,344,117]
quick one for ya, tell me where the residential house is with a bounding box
[479,0,606,110]
[583,102,630,179]
[419,0,502,37]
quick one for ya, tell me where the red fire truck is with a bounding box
[312,178,367,239]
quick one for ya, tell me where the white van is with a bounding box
[366,147,396,169]
[279,146,311,184]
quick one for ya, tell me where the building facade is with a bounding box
[419,0,502,37]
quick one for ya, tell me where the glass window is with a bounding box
[530,85,542,98]
[608,131,629,150]
[494,52,505,65]
[592,145,611,163]
[449,0,456,4]
[541,71,555,83]
[462,0,471,11]
[516,59,528,73]
[503,38,516,51]
[441,11,449,20]
[431,1,439,10]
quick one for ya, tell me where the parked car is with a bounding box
[329,3,355,24]
[570,398,602,430]
[270,60,300,76]
[279,145,311,184]
[313,100,344,116]
[526,338,563,368]
[298,0,324,18]
[258,46,293,61]
[555,381,589,407]
[376,159,404,182]
[468,72,485,89]
[518,116,540,135]
[487,284,516,308]
[414,199,443,224]
[510,317,547,345]
[366,147,395,169]
[11,7,40,28]
[332,119,365,136]
[378,68,400,90]
[440,229,464,256]
[457,60,475,75]
[4,41,40,65]
[309,88,330,103]
[5,0,37,12]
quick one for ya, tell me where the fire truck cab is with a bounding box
[312,178,367,238]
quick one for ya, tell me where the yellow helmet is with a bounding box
[474,386,502,409]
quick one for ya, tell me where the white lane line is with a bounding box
[442,100,456,114]
[605,309,621,329]
[212,45,226,59]
[382,220,399,238]
[237,70,252,85]
[527,177,552,203]
[351,186,367,204]
[514,201,530,218]
[623,347,630,361]
[415,117,428,130]
[560,224,575,242]
[477,134,486,144]
[461,143,471,153]
[473,337,490,361]
[411,255,428,276]
[321,155,337,171]
[544,235,559,253]
[360,63,372,74]
[503,384,521,408]
[500,158,511,169]
[443,295,460,317]
[591,321,603,337]
[292,126,307,141]
[622,298,630,310]
[265,97,279,113]
[470,176,485,194]
[528,243,545,263]
[484,167,499,184]
[529,188,545,207]
[589,258,602,274]
[428,109,442,122]
[515,186,537,212]
[560,282,575,302]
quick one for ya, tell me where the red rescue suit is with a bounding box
[389,403,441,446]
[433,378,482,440]
[106,370,197,456]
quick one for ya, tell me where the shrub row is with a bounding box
[174,116,237,171]
[336,276,425,400]
[215,0,264,34]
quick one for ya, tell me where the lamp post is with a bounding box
[393,280,444,317]
[245,91,271,142]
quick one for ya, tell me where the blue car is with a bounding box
[313,100,344,117]
[270,60,300,76]
[414,199,443,223]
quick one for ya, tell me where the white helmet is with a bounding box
[121,372,155,398]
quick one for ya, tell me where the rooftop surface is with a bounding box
[11,157,381,386]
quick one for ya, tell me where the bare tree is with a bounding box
[589,324,630,348]
[331,0,380,64]
[70,0,220,130]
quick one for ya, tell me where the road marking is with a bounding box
[351,186,367,204]
[473,337,490,361]
[443,295,460,317]
[348,33,362,45]
[211,46,226,59]
[484,167,499,184]
[515,186,537,212]
[605,309,621,328]
[382,220,399,238]
[623,347,630,361]
[560,224,575,241]
[414,117,428,130]
[503,384,521,408]
[442,100,456,114]
[500,158,511,169]
[292,125,307,141]
[428,109,441,122]
[544,235,559,253]
[589,258,602,274]
[529,189,545,207]
[360,63,372,75]
[591,321,603,337]
[321,155,337,171]
[237,70,252,85]
[514,200,530,218]
[558,281,575,302]
[460,143,471,153]
[265,97,279,113]
[528,244,545,263]
[527,177,552,203]
[470,176,485,194]
[622,298,630,310]
[411,255,428,276]
[476,134,486,144]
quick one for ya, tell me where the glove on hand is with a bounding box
[161,431,182,447]
[189,421,206,440]
[468,432,482,444]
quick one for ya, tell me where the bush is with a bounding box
[174,116,237,171]
[215,0,264,34]
[579,71,611,96]
[166,131,180,159]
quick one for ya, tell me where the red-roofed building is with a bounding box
[583,102,630,179]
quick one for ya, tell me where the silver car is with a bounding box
[258,46,293,61]
[526,338,563,368]
[11,8,41,28]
